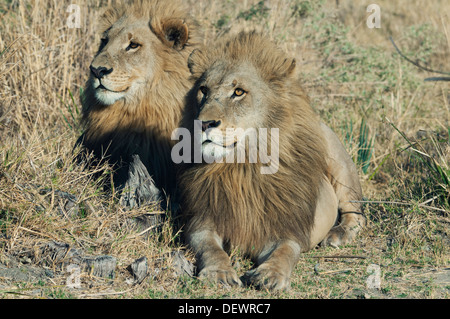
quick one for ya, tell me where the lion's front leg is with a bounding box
[243,240,300,291]
[188,229,242,288]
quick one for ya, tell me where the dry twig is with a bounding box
[389,36,450,82]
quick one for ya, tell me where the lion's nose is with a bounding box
[90,65,113,79]
[202,120,221,132]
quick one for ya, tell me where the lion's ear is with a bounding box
[266,57,296,84]
[188,49,208,77]
[153,18,189,50]
[278,58,296,78]
[99,7,121,32]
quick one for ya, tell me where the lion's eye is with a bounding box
[126,42,141,51]
[233,88,246,97]
[199,86,208,96]
[100,38,109,47]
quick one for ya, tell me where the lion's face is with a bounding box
[89,13,189,106]
[89,17,155,105]
[193,61,271,161]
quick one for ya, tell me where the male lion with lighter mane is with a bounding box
[76,0,201,206]
[179,31,365,290]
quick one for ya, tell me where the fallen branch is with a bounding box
[350,200,449,213]
[17,226,58,240]
[78,287,135,298]
[389,36,450,82]
[126,223,163,239]
[424,77,450,82]
[314,263,353,276]
[309,255,367,259]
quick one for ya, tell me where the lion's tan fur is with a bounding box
[180,32,328,257]
[79,0,201,195]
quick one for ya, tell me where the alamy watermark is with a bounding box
[366,264,381,289]
[67,3,381,29]
[66,264,81,289]
[66,4,81,29]
[366,4,381,29]
[171,121,280,175]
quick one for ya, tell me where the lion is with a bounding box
[75,0,201,206]
[178,31,365,290]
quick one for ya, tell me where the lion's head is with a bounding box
[185,32,310,166]
[87,1,193,106]
[78,0,201,196]
[82,0,199,110]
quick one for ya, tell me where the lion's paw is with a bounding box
[321,224,358,248]
[198,265,242,288]
[243,265,290,291]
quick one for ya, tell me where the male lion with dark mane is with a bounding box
[179,31,365,290]
[76,0,201,207]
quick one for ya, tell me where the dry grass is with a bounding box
[0,0,449,299]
